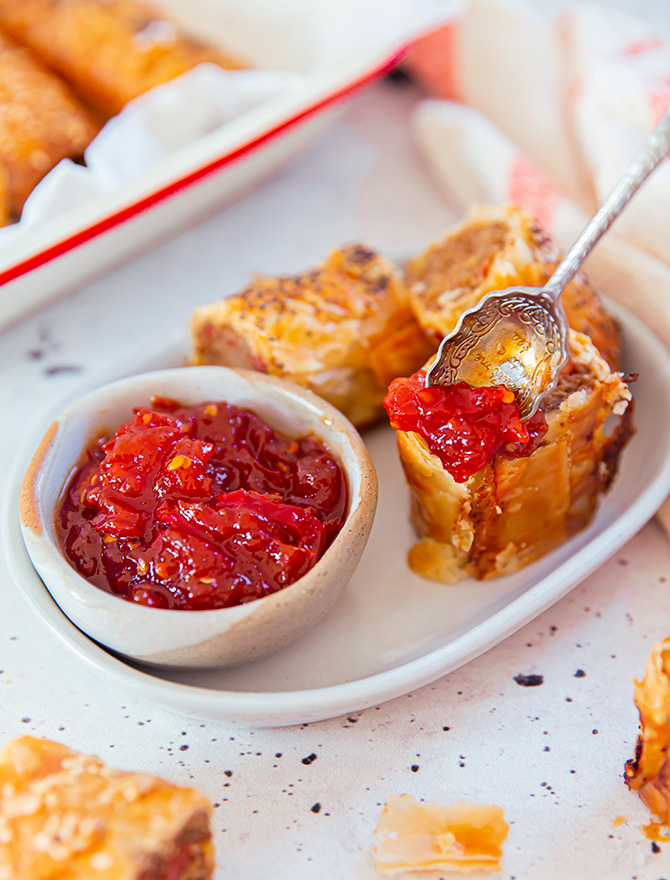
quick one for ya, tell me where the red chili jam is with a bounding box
[55,398,348,610]
[383,371,548,483]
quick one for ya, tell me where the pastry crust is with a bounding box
[0,736,214,880]
[625,635,670,827]
[0,0,246,118]
[0,33,98,218]
[191,244,434,427]
[373,794,509,875]
[406,203,621,370]
[395,332,633,582]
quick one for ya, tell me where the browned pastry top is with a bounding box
[193,244,428,379]
[191,243,435,427]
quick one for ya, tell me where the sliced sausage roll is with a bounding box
[191,244,435,427]
[386,331,634,582]
[406,203,622,370]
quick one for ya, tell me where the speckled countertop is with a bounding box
[2,23,670,878]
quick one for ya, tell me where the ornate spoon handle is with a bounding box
[544,103,670,300]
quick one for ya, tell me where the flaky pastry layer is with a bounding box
[373,794,509,875]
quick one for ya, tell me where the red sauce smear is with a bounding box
[55,398,348,610]
[383,371,548,483]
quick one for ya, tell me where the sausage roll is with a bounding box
[406,203,622,370]
[0,0,246,118]
[625,635,670,829]
[386,331,633,582]
[0,736,214,880]
[0,34,98,219]
[373,795,509,875]
[191,244,435,428]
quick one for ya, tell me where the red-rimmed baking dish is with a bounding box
[0,0,452,329]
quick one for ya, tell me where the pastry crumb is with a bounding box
[372,794,508,875]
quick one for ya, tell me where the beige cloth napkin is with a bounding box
[405,0,670,534]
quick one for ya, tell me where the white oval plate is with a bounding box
[5,298,670,728]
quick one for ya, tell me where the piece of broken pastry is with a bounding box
[384,331,634,582]
[372,794,509,875]
[624,635,670,831]
[191,244,435,427]
[406,203,622,370]
[0,736,214,880]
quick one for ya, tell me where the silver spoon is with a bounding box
[426,103,670,419]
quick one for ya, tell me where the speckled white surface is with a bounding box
[2,4,670,873]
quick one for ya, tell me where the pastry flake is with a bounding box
[192,244,434,427]
[0,736,214,880]
[406,203,621,370]
[373,794,508,875]
[625,635,670,828]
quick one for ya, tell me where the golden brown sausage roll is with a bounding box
[0,0,246,118]
[406,203,622,370]
[191,244,435,428]
[386,331,633,582]
[0,736,214,880]
[0,34,98,219]
[625,635,670,829]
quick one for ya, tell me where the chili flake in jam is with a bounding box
[55,397,348,610]
[383,371,548,483]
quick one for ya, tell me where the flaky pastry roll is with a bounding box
[0,736,214,880]
[0,0,246,118]
[191,244,435,427]
[625,635,670,829]
[406,203,621,370]
[390,332,633,582]
[0,34,98,219]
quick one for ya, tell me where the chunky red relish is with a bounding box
[383,371,548,483]
[55,398,348,610]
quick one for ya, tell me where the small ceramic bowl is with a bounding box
[19,367,377,670]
